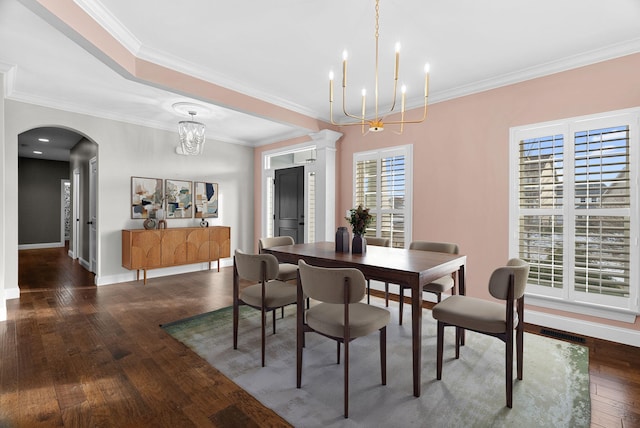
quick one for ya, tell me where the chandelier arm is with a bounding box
[341,87,366,121]
[381,99,428,125]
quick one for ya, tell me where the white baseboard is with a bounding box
[6,286,20,300]
[525,310,640,348]
[79,258,90,270]
[96,258,233,287]
[18,242,64,250]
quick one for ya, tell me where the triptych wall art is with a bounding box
[131,176,219,220]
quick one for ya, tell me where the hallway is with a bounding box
[18,245,95,291]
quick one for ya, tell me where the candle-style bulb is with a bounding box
[342,50,348,61]
[424,63,430,74]
[329,71,334,81]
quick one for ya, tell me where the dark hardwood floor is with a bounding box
[2,247,639,427]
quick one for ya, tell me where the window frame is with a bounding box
[509,108,640,322]
[353,145,413,249]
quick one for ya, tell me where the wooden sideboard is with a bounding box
[122,226,231,284]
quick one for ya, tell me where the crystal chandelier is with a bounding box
[178,111,206,155]
[329,0,430,134]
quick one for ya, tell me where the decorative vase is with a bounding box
[143,218,156,230]
[335,227,349,252]
[200,219,209,228]
[352,234,366,254]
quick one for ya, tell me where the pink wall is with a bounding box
[256,53,640,333]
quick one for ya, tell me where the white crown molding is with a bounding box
[0,62,17,96]
[72,0,321,120]
[136,44,322,120]
[426,37,640,106]
[73,0,142,56]
[71,2,640,124]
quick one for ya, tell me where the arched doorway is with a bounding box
[17,126,98,290]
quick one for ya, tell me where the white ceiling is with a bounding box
[2,0,640,156]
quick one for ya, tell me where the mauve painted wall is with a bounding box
[256,52,640,334]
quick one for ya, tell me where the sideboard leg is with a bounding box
[136,270,139,281]
[143,269,147,285]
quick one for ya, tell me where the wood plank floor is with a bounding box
[2,247,639,427]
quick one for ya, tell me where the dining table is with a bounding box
[263,241,467,397]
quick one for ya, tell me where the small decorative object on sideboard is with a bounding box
[200,219,209,228]
[335,226,349,252]
[143,218,156,230]
[346,205,373,254]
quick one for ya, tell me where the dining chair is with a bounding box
[233,249,297,367]
[297,259,391,418]
[259,236,298,282]
[397,241,459,325]
[363,236,390,305]
[432,258,529,408]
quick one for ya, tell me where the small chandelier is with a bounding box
[178,111,206,155]
[329,0,430,134]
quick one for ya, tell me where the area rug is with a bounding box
[162,300,590,427]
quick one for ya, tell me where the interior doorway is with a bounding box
[17,127,98,290]
[274,166,304,243]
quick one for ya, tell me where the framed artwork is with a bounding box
[194,182,219,218]
[131,177,163,219]
[165,179,193,218]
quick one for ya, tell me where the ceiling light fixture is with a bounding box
[38,138,49,142]
[33,150,43,155]
[329,0,430,134]
[177,111,206,155]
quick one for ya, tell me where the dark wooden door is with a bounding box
[274,166,304,243]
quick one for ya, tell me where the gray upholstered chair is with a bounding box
[432,258,530,408]
[297,260,391,418]
[233,249,297,367]
[259,236,298,282]
[398,241,459,324]
[363,236,390,305]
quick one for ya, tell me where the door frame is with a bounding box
[89,156,97,273]
[60,179,70,247]
[71,168,80,259]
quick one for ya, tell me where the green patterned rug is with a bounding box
[163,300,590,427]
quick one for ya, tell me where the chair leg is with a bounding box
[436,321,444,380]
[506,330,514,408]
[272,309,276,334]
[380,327,387,385]
[436,292,442,303]
[297,331,303,389]
[455,327,461,359]
[233,302,239,350]
[344,339,349,418]
[384,282,389,307]
[516,324,524,380]
[337,342,341,364]
[261,308,266,367]
[367,279,371,304]
[399,286,405,325]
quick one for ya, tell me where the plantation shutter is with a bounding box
[573,126,630,298]
[518,134,565,289]
[354,150,410,249]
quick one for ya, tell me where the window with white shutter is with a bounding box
[510,109,639,319]
[354,146,412,248]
